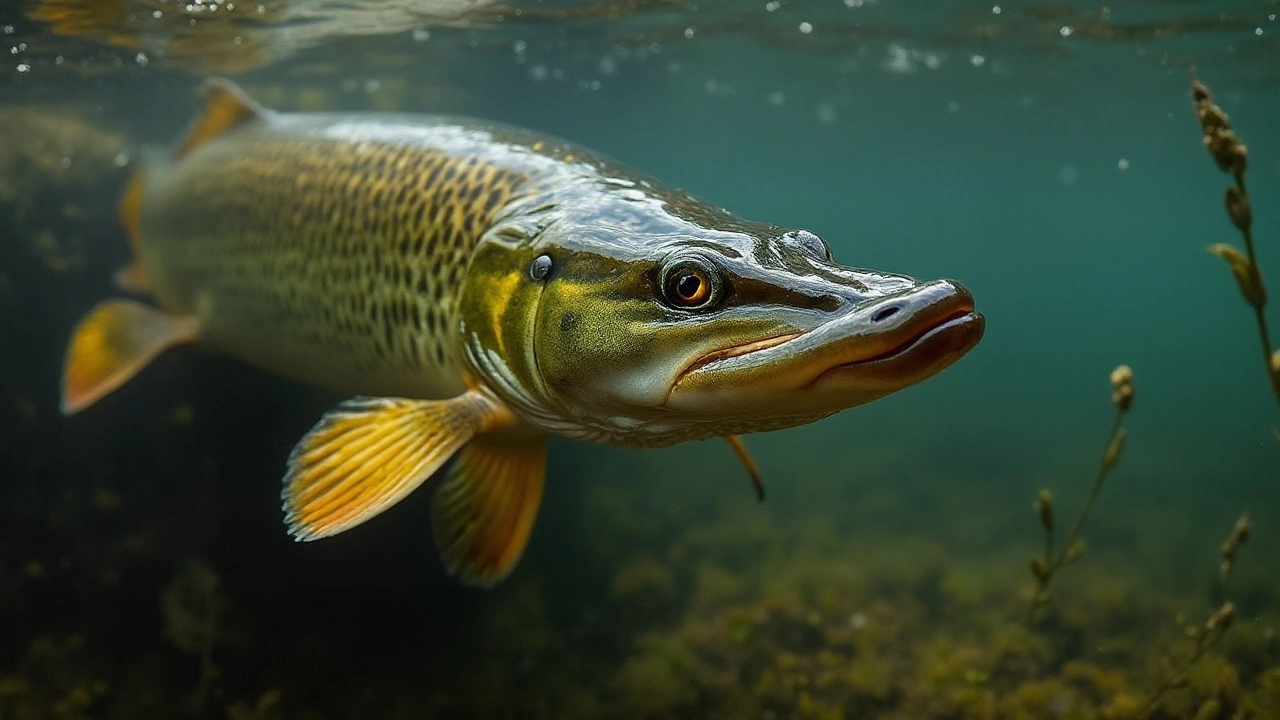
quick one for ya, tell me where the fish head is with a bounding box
[461,197,984,445]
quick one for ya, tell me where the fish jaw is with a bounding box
[665,279,984,417]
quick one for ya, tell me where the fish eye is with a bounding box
[659,256,723,310]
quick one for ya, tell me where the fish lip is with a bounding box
[808,308,984,386]
[679,331,806,379]
[672,279,982,392]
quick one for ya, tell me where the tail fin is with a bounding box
[113,79,268,295]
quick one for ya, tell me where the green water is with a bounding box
[1,1,1278,718]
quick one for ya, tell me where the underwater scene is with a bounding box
[2,0,1279,718]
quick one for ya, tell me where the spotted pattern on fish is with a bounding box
[144,127,525,391]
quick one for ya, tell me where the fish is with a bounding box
[61,79,985,586]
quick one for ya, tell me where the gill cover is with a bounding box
[456,218,552,416]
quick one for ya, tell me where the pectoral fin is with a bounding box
[61,300,199,415]
[283,391,509,541]
[432,433,547,587]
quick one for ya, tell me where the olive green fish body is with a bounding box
[140,114,588,399]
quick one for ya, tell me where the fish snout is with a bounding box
[855,278,976,334]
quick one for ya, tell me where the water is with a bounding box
[2,1,1278,717]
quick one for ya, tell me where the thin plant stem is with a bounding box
[1236,174,1280,405]
[1058,407,1123,565]
[1020,407,1124,627]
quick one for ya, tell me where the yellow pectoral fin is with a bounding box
[282,391,508,542]
[61,300,199,415]
[432,433,547,587]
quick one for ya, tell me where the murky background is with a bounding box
[2,1,1279,718]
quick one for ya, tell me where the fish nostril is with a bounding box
[871,306,900,323]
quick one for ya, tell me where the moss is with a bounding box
[1185,651,1242,705]
[611,554,676,602]
[610,634,700,717]
[847,655,895,701]
[0,635,108,720]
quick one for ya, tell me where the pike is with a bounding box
[62,80,985,586]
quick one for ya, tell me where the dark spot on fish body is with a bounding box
[425,164,442,189]
[559,312,578,333]
[483,188,503,214]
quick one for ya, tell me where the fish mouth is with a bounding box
[668,279,984,413]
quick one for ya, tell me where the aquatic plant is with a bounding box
[1141,513,1249,717]
[1020,364,1134,625]
[160,560,225,720]
[1191,74,1279,421]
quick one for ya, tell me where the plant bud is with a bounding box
[1030,557,1050,582]
[1191,78,1211,104]
[1225,185,1252,231]
[1204,130,1240,173]
[1111,384,1134,412]
[1230,512,1250,547]
[1109,365,1135,411]
[1231,141,1249,176]
[1206,601,1235,633]
[1065,540,1086,563]
[1034,490,1054,532]
[1208,243,1266,308]
[1110,364,1133,389]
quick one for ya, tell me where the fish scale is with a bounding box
[143,116,531,397]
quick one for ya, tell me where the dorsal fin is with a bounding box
[175,78,266,159]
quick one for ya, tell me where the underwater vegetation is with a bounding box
[1191,74,1280,431]
[1,77,1278,720]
